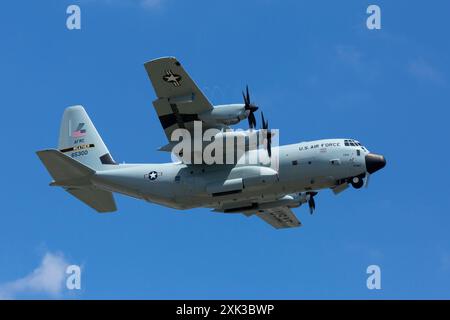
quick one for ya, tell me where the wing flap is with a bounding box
[256,207,301,229]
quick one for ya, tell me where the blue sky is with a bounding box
[1,0,449,299]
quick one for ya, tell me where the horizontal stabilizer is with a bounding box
[37,149,117,212]
[36,149,94,186]
[66,187,117,213]
[158,142,178,152]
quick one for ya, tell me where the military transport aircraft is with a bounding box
[36,57,386,229]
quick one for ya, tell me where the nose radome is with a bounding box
[365,153,386,174]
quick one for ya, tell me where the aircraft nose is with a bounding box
[365,153,386,174]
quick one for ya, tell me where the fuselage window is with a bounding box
[292,160,298,166]
[356,150,361,156]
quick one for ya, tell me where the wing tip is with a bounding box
[36,148,60,157]
[144,56,179,67]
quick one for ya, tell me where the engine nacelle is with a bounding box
[198,104,247,126]
[205,166,279,196]
[230,166,279,189]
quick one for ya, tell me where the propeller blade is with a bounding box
[242,85,258,129]
[307,192,318,214]
[261,112,269,131]
[260,112,272,157]
[246,85,250,104]
[248,112,256,129]
[308,197,315,214]
[242,91,248,105]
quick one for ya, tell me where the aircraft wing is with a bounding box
[255,207,301,229]
[144,57,218,143]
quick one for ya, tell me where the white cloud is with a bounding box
[0,252,69,299]
[407,58,445,85]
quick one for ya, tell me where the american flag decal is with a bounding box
[71,122,86,138]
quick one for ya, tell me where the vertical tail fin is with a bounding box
[58,105,116,170]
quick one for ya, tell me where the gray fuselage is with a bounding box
[91,138,368,211]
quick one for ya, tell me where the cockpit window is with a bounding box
[345,139,364,147]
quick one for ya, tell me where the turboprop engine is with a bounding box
[198,86,259,128]
[198,104,248,126]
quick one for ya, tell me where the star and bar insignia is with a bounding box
[162,70,182,87]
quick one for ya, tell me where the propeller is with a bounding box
[242,85,258,129]
[261,112,273,157]
[306,191,318,214]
